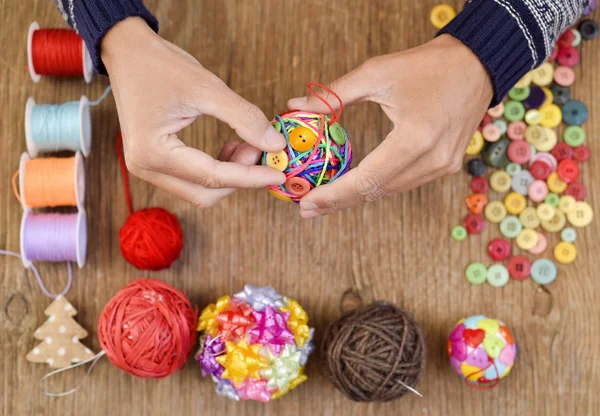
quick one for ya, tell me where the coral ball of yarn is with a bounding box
[321,302,425,402]
[262,111,352,203]
[98,278,197,378]
[119,207,183,271]
[196,285,315,402]
[448,315,516,388]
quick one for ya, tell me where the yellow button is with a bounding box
[519,207,540,229]
[536,203,555,222]
[535,128,558,152]
[466,131,484,155]
[505,192,527,215]
[485,201,507,223]
[514,72,532,88]
[547,172,567,194]
[554,241,577,264]
[265,150,289,172]
[525,126,547,148]
[490,170,511,193]
[268,188,291,202]
[541,210,566,233]
[516,228,538,250]
[542,87,553,107]
[531,63,554,86]
[567,202,593,227]
[539,104,562,128]
[558,195,577,214]
[525,109,541,126]
[430,4,456,29]
[289,127,317,153]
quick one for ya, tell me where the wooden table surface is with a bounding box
[1,1,599,415]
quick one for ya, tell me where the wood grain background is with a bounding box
[1,1,599,415]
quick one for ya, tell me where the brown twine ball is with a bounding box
[321,302,426,402]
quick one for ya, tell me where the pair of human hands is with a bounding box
[102,17,493,217]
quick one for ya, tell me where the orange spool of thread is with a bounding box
[18,152,85,209]
[27,21,93,83]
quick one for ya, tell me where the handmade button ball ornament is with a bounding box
[196,285,314,402]
[263,83,352,202]
[448,315,516,388]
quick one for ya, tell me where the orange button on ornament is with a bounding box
[289,127,317,153]
[285,177,312,197]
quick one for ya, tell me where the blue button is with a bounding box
[531,259,558,285]
[562,100,589,126]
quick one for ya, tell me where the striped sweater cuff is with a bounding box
[68,0,158,75]
[438,0,536,106]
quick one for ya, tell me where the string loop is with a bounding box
[306,82,344,125]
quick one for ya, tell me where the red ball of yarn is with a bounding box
[98,278,197,378]
[119,208,183,271]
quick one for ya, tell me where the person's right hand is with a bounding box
[101,17,286,207]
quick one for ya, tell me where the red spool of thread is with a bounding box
[27,21,93,83]
[98,279,197,378]
[117,134,184,270]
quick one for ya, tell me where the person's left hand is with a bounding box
[287,35,493,218]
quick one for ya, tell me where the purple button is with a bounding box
[584,0,597,15]
[523,86,546,110]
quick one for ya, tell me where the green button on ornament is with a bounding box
[466,262,487,285]
[329,123,347,146]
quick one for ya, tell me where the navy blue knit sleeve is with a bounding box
[439,0,590,105]
[54,0,158,75]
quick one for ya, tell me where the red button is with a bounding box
[565,182,587,201]
[507,140,531,164]
[548,46,559,62]
[507,121,526,140]
[530,160,552,180]
[551,142,574,161]
[557,47,580,67]
[573,145,590,162]
[557,159,580,183]
[464,214,485,234]
[488,238,511,261]
[285,177,312,196]
[557,30,575,48]
[478,114,492,130]
[507,256,531,280]
[471,177,489,193]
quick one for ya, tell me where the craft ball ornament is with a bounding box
[321,302,426,402]
[196,285,315,402]
[263,82,352,202]
[117,134,184,270]
[448,315,516,388]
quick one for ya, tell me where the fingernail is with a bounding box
[300,201,318,210]
[288,96,308,109]
[300,210,319,218]
[265,126,286,149]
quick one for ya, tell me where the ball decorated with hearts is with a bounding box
[447,315,516,387]
[195,285,314,402]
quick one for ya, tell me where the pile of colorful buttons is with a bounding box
[453,22,596,287]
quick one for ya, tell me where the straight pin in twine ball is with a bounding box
[263,82,352,202]
[321,301,426,402]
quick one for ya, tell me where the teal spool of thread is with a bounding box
[25,96,91,157]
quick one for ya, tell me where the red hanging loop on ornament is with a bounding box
[116,133,184,271]
[306,81,344,125]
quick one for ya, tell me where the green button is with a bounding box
[272,121,282,132]
[545,193,560,207]
[505,163,522,176]
[561,227,577,243]
[508,87,531,102]
[531,259,557,285]
[563,126,586,147]
[451,225,467,241]
[482,138,511,168]
[466,262,487,285]
[329,123,347,146]
[504,101,526,122]
[572,28,582,46]
[500,215,523,238]
[487,264,510,287]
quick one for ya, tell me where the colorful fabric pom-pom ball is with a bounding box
[448,315,516,388]
[262,110,352,203]
[196,285,314,402]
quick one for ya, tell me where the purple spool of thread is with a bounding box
[20,210,87,269]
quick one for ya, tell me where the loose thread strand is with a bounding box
[116,133,134,215]
[41,351,106,397]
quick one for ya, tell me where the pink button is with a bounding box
[573,145,590,162]
[557,47,580,67]
[507,140,531,164]
[487,103,505,119]
[507,121,527,140]
[554,66,575,87]
[531,152,558,171]
[482,123,501,142]
[528,180,549,202]
[528,232,548,255]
